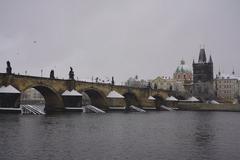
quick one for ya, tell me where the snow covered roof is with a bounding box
[148,96,156,100]
[217,73,240,80]
[186,96,199,102]
[107,90,124,99]
[166,96,178,101]
[0,85,20,94]
[62,89,82,96]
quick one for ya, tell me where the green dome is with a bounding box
[175,60,192,73]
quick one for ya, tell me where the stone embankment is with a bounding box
[177,103,240,112]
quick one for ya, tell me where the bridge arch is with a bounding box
[21,84,64,113]
[123,92,140,107]
[81,88,108,109]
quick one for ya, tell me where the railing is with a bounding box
[20,105,45,115]
[129,105,146,112]
[0,73,172,92]
[83,105,105,113]
[159,105,174,111]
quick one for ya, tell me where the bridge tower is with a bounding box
[192,48,214,100]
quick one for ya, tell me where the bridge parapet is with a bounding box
[0,73,176,112]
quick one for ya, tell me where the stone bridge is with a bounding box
[0,73,173,112]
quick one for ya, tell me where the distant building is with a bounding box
[173,59,192,81]
[215,70,240,102]
[125,75,149,88]
[192,48,214,100]
[173,59,193,95]
[150,59,193,94]
[151,76,185,92]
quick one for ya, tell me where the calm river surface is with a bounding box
[0,111,240,160]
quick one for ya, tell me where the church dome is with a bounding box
[175,60,192,73]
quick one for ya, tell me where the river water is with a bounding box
[0,111,240,160]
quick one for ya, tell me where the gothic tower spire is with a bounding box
[208,55,213,63]
[232,68,235,75]
[198,48,207,63]
[218,66,221,76]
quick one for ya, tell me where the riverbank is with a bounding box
[177,102,240,112]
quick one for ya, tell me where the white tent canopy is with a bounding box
[62,89,82,96]
[0,85,20,94]
[107,90,124,99]
[166,96,178,101]
[186,96,199,102]
[148,96,156,100]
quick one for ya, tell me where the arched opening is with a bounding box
[153,95,165,110]
[21,88,45,112]
[82,92,91,106]
[82,89,107,109]
[20,86,64,113]
[123,92,140,107]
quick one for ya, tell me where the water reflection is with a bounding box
[0,112,240,160]
[191,112,217,160]
[194,112,215,143]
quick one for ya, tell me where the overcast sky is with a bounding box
[0,0,240,83]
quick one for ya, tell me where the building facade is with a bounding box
[215,71,240,102]
[173,60,192,81]
[151,76,185,92]
[173,59,193,95]
[125,75,149,88]
[192,48,214,100]
[150,59,193,95]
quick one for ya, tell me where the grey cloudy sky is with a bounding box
[0,0,240,83]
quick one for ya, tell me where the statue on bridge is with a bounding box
[69,67,74,80]
[111,76,115,85]
[147,82,152,89]
[50,70,55,79]
[6,61,12,74]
